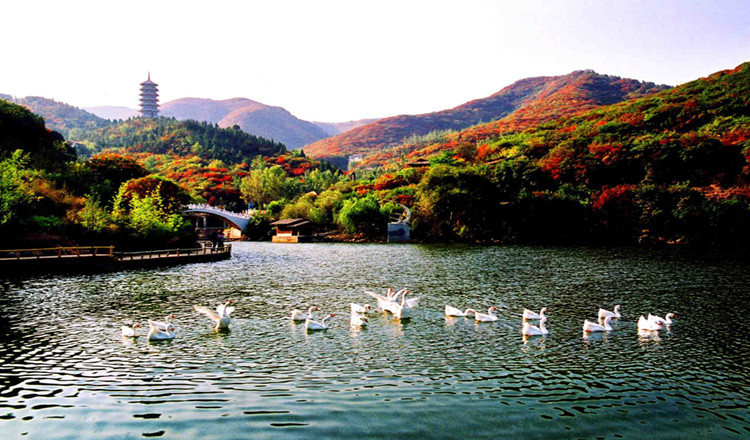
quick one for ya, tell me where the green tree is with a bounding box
[414,165,499,240]
[240,165,295,208]
[126,192,189,239]
[112,183,191,246]
[73,196,114,234]
[74,153,149,205]
[114,175,191,214]
[281,194,315,220]
[304,168,345,193]
[0,150,36,225]
[337,195,385,237]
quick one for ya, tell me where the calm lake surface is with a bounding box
[1,242,749,439]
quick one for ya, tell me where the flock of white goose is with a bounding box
[294,288,676,337]
[121,300,235,340]
[121,290,676,340]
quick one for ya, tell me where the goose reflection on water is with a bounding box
[638,329,662,344]
[522,316,549,336]
[350,311,368,328]
[582,329,611,344]
[522,334,547,350]
[349,324,367,340]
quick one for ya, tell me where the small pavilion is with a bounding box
[270,218,312,243]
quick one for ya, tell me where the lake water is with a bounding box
[1,242,749,439]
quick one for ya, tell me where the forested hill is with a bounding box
[353,62,749,247]
[74,117,287,165]
[303,70,669,162]
[1,95,109,137]
[161,97,330,149]
[400,62,750,172]
[0,99,76,170]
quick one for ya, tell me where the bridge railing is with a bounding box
[0,246,115,260]
[185,204,253,219]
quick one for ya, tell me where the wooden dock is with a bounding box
[0,245,231,276]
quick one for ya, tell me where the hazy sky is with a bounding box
[2,0,748,122]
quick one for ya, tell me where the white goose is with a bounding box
[390,288,408,301]
[365,290,394,310]
[598,305,622,320]
[216,300,235,317]
[400,289,420,319]
[583,315,613,332]
[648,313,675,325]
[366,288,406,311]
[522,316,548,336]
[194,299,233,330]
[306,314,335,331]
[474,307,499,322]
[147,320,176,340]
[445,305,476,317]
[399,290,420,308]
[121,322,140,337]
[384,290,420,319]
[150,314,176,332]
[522,307,547,320]
[638,315,663,331]
[291,306,320,322]
[350,303,372,314]
[350,312,368,327]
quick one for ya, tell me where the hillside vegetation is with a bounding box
[2,64,748,250]
[2,95,109,137]
[0,99,75,171]
[72,117,286,164]
[303,70,668,163]
[0,98,338,249]
[361,63,750,246]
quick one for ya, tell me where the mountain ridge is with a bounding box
[396,62,750,173]
[303,70,670,162]
[1,95,109,137]
[160,97,329,149]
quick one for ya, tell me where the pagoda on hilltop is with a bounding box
[139,73,159,118]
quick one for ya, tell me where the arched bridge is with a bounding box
[387,204,411,243]
[389,204,412,225]
[184,204,253,231]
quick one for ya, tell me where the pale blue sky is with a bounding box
[1,0,748,122]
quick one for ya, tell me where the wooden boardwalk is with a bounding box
[0,245,232,275]
[0,246,115,261]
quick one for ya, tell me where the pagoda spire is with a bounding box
[139,73,159,118]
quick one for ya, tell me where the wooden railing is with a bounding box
[0,244,231,261]
[0,245,232,275]
[114,244,231,261]
[0,246,115,260]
